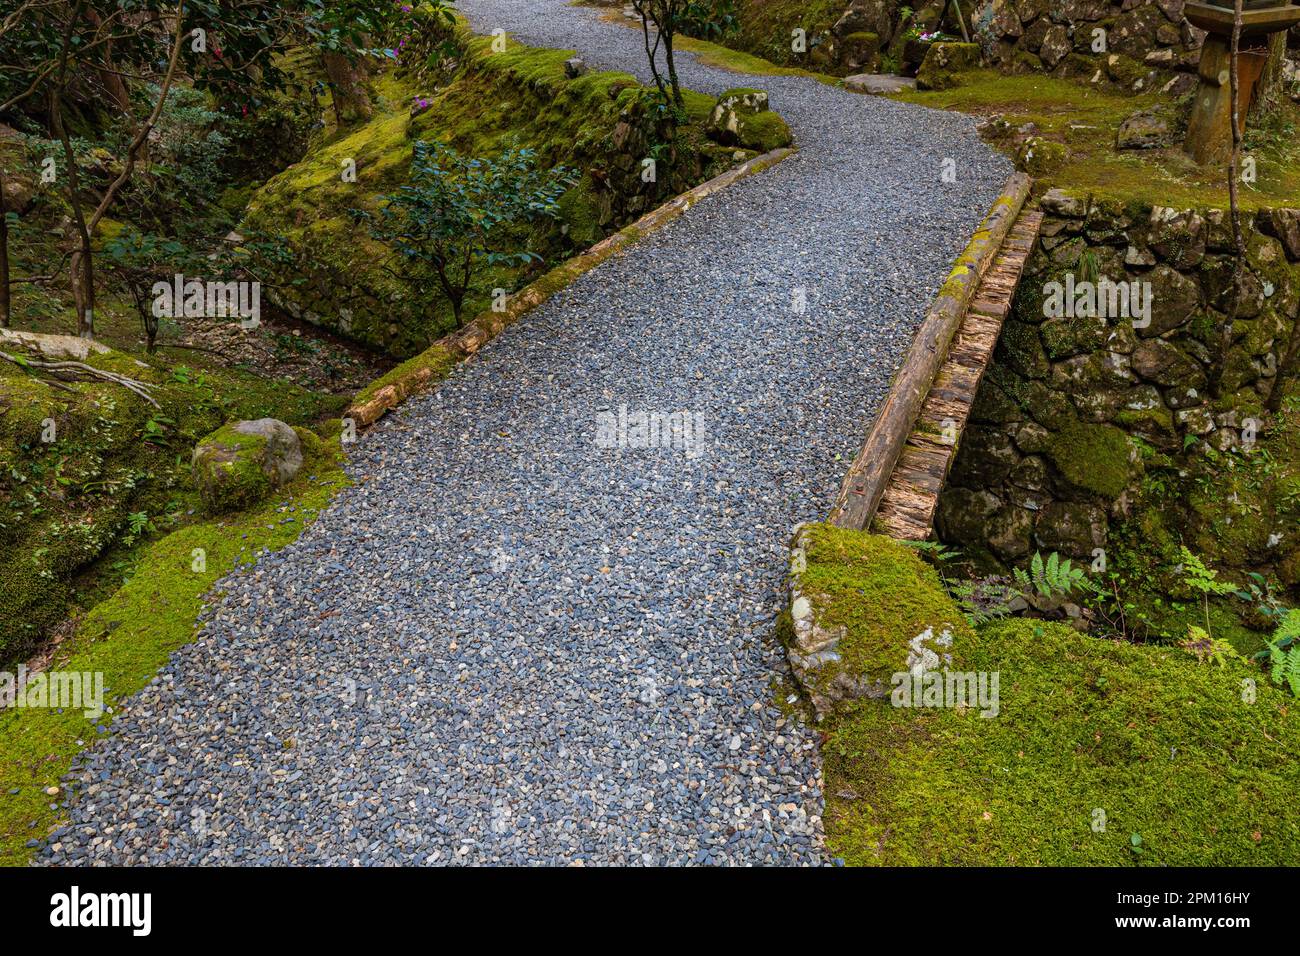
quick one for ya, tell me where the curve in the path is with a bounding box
[40,1,1011,865]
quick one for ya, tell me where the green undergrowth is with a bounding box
[797,525,1300,866]
[1102,396,1300,655]
[669,0,847,78]
[894,70,1300,210]
[0,426,348,865]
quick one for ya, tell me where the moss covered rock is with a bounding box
[1016,137,1066,176]
[916,41,980,91]
[1045,420,1134,499]
[784,524,973,716]
[192,419,302,514]
[706,88,792,153]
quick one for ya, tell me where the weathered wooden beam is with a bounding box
[829,172,1032,530]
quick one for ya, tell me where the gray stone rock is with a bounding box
[1035,501,1107,556]
[1040,25,1072,68]
[1041,189,1087,218]
[191,418,303,514]
[1260,208,1300,262]
[1149,206,1207,269]
[842,73,916,95]
[1116,108,1171,150]
[1175,406,1215,435]
[1140,264,1201,337]
[1131,338,1206,388]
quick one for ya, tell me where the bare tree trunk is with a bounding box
[49,0,94,337]
[632,0,669,102]
[321,50,373,127]
[86,7,132,113]
[50,88,96,338]
[662,20,684,108]
[0,165,9,328]
[1253,31,1289,119]
[1228,0,1246,275]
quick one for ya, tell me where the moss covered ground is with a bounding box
[0,426,348,865]
[799,525,1300,866]
[893,70,1300,211]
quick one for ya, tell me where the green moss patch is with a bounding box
[732,109,792,152]
[825,616,1300,866]
[0,429,348,865]
[807,525,1300,866]
[1046,420,1133,499]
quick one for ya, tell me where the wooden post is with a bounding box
[942,0,971,43]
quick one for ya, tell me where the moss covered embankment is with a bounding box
[789,524,1300,866]
[0,347,343,668]
[243,17,758,359]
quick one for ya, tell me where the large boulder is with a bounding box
[916,42,981,91]
[834,0,895,45]
[192,418,303,514]
[706,89,792,153]
[838,31,882,72]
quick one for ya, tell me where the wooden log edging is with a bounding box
[828,171,1032,531]
[346,145,797,428]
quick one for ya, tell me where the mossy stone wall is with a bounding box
[938,196,1300,600]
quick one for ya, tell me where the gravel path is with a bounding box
[40,2,1010,865]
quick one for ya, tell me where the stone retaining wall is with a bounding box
[972,0,1300,97]
[937,191,1300,579]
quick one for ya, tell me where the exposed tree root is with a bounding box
[0,349,159,406]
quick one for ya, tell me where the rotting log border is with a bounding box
[828,171,1033,531]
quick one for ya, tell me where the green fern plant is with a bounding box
[1013,551,1091,601]
[1178,547,1237,641]
[948,576,1018,626]
[904,540,961,563]
[1262,609,1300,695]
[1179,625,1238,667]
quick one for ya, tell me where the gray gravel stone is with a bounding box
[38,0,1009,867]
